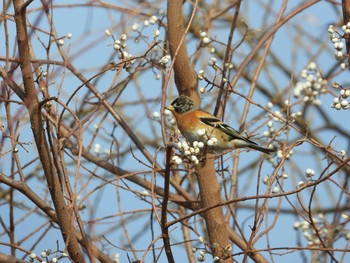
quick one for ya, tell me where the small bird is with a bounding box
[165,95,274,154]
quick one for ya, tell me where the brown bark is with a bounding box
[166,1,271,262]
[167,1,232,261]
[13,1,85,262]
[197,157,232,261]
[167,0,200,103]
[342,0,350,68]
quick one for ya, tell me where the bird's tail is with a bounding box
[248,143,275,154]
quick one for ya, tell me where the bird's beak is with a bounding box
[164,105,174,111]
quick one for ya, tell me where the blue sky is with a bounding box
[1,1,350,262]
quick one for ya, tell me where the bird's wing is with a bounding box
[199,117,258,145]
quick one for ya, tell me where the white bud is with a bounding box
[263,131,270,137]
[341,100,348,108]
[175,158,182,165]
[312,99,322,106]
[198,236,204,243]
[301,69,308,78]
[266,102,273,109]
[262,175,269,185]
[159,56,169,65]
[197,129,206,136]
[200,31,207,37]
[57,39,64,46]
[164,109,172,116]
[272,186,279,194]
[346,232,350,241]
[131,23,140,31]
[94,143,101,153]
[202,37,211,44]
[276,150,283,159]
[293,221,300,229]
[306,168,315,177]
[197,142,205,148]
[303,96,310,102]
[125,66,134,74]
[307,61,317,70]
[152,111,160,119]
[225,63,234,69]
[328,25,335,34]
[341,89,349,98]
[336,42,344,50]
[149,15,158,24]
[177,141,183,149]
[153,29,160,37]
[334,103,342,110]
[105,29,112,36]
[335,50,343,60]
[282,173,289,179]
[67,33,72,39]
[211,137,218,144]
[331,37,339,43]
[198,254,205,262]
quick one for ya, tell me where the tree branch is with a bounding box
[12,1,85,262]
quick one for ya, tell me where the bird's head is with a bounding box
[165,95,199,114]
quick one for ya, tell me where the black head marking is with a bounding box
[170,96,200,114]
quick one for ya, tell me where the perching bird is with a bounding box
[165,95,274,154]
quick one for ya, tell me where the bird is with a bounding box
[165,95,274,154]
